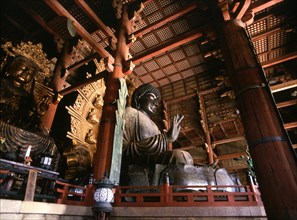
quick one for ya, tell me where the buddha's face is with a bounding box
[7,56,38,88]
[138,92,160,117]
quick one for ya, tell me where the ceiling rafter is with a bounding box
[262,51,297,68]
[18,1,60,38]
[133,1,198,39]
[44,0,113,60]
[131,26,205,64]
[271,79,297,93]
[276,99,297,108]
[74,0,116,41]
[250,0,284,14]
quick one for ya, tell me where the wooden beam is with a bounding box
[198,86,223,95]
[59,72,107,96]
[133,1,198,39]
[251,0,284,13]
[276,99,297,108]
[131,27,204,64]
[67,53,100,71]
[213,135,246,145]
[18,1,59,38]
[2,14,29,36]
[270,79,297,93]
[261,51,297,69]
[44,0,113,61]
[216,151,247,161]
[74,0,115,39]
[166,93,197,105]
[284,122,297,130]
[252,27,282,41]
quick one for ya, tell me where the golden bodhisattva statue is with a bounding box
[0,41,52,131]
[0,41,56,164]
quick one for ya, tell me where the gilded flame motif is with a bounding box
[64,78,106,179]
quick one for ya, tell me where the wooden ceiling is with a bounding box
[1,0,296,170]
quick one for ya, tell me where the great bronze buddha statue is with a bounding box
[121,84,239,191]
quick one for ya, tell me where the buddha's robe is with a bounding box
[122,107,168,167]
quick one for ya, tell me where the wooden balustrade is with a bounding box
[55,180,94,206]
[114,184,263,207]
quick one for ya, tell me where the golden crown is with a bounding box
[1,41,51,77]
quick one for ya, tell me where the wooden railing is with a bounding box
[114,184,263,207]
[55,180,93,206]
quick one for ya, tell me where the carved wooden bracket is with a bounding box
[123,60,135,75]
[218,0,252,24]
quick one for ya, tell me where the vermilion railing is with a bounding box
[114,184,263,207]
[55,180,94,206]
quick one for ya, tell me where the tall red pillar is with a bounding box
[219,19,297,219]
[42,40,74,130]
[93,4,131,181]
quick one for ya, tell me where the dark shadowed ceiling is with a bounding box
[1,0,296,171]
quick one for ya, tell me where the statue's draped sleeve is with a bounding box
[123,107,167,160]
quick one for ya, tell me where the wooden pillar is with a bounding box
[41,40,74,130]
[219,19,297,219]
[93,4,131,181]
[24,170,38,201]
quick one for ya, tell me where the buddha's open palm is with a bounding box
[166,114,184,142]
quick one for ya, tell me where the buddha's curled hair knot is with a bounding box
[131,83,161,108]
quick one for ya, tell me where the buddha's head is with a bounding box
[7,56,39,88]
[131,84,161,117]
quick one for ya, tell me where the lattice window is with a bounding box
[92,33,101,43]
[158,77,170,86]
[176,60,190,71]
[133,65,148,76]
[189,56,203,66]
[143,1,159,16]
[134,18,148,31]
[152,70,166,79]
[157,55,172,67]
[156,27,174,41]
[172,19,190,35]
[140,74,154,83]
[193,65,207,75]
[258,54,267,63]
[253,38,267,54]
[170,49,186,61]
[96,30,107,39]
[181,69,195,78]
[247,19,267,36]
[269,31,287,49]
[163,2,180,16]
[130,41,146,54]
[142,34,159,48]
[269,48,286,60]
[184,43,200,56]
[160,0,175,7]
[29,0,56,22]
[99,41,108,48]
[144,60,160,71]
[147,12,163,24]
[163,65,177,75]
[67,5,96,32]
[170,74,182,83]
[269,15,285,28]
